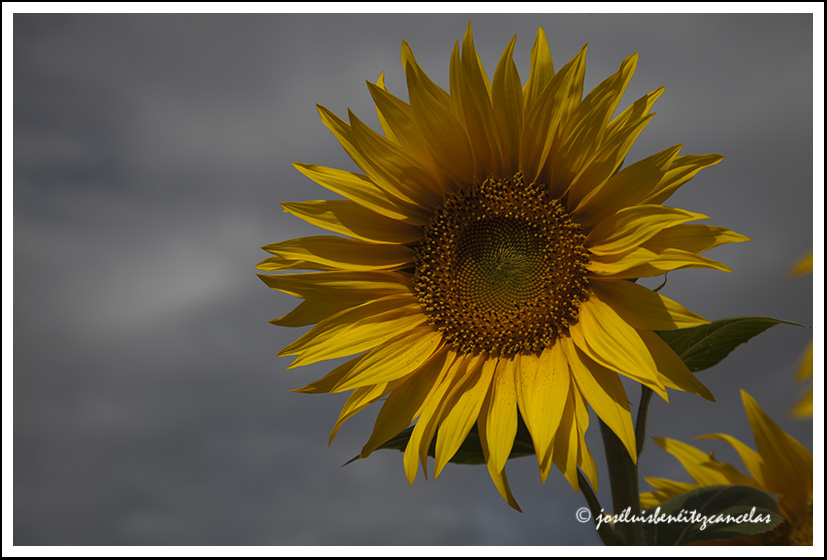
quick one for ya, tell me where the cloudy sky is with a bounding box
[12,12,815,547]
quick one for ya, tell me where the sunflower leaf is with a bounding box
[640,485,784,546]
[344,416,536,467]
[656,316,807,373]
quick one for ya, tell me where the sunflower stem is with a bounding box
[635,386,654,458]
[600,418,643,546]
[577,469,625,546]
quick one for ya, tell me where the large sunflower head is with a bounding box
[640,390,813,545]
[258,24,748,509]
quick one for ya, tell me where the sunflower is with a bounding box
[258,24,747,509]
[640,390,813,545]
[790,249,813,419]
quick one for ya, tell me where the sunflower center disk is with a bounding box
[414,173,590,357]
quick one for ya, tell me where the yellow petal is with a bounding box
[643,153,724,205]
[653,437,736,487]
[256,253,329,272]
[645,475,698,495]
[461,21,492,94]
[661,439,756,490]
[522,26,554,112]
[480,355,517,473]
[346,109,445,207]
[639,491,667,510]
[644,224,751,254]
[605,86,664,138]
[434,354,495,477]
[400,39,450,107]
[278,295,424,368]
[551,53,638,191]
[331,326,443,392]
[316,105,434,212]
[790,250,813,277]
[577,433,599,492]
[570,381,589,433]
[256,270,412,304]
[317,105,442,211]
[291,354,364,394]
[572,85,661,195]
[694,433,765,487]
[636,329,715,401]
[491,34,524,175]
[590,278,709,331]
[402,351,467,483]
[587,205,708,256]
[550,391,579,490]
[515,344,569,475]
[572,145,682,228]
[292,162,426,225]
[406,57,476,188]
[571,385,599,490]
[795,341,813,382]
[594,247,733,279]
[281,199,423,244]
[260,236,414,271]
[587,247,660,277]
[372,72,398,143]
[700,454,755,486]
[792,388,813,419]
[520,44,587,186]
[566,112,655,207]
[562,337,636,463]
[569,296,667,398]
[451,22,501,175]
[360,347,450,458]
[634,248,734,276]
[641,477,698,509]
[417,354,483,477]
[329,382,390,444]
[366,78,431,165]
[269,299,353,328]
[477,412,522,512]
[367,81,454,195]
[741,390,813,514]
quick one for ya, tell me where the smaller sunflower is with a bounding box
[641,390,813,546]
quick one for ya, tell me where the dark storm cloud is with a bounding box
[14,13,813,546]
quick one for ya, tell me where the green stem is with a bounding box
[577,469,625,546]
[600,418,643,545]
[635,386,654,458]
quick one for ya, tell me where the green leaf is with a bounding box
[640,485,785,545]
[343,415,535,467]
[656,316,806,373]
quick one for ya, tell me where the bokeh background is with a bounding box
[13,13,815,546]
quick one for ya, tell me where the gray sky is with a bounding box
[12,13,814,546]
